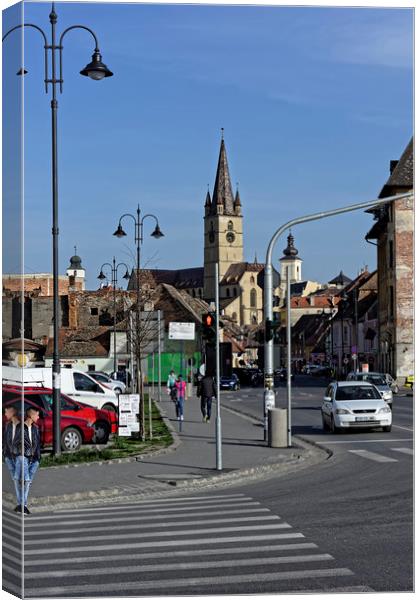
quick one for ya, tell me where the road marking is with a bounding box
[23,514,282,536]
[348,450,398,463]
[324,438,412,444]
[22,542,319,567]
[391,447,414,456]
[22,532,305,555]
[23,568,354,596]
[23,522,293,546]
[393,424,414,432]
[30,499,261,520]
[22,507,271,529]
[23,554,336,579]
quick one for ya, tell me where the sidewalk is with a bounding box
[2,395,328,511]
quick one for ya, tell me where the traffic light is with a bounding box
[202,312,217,345]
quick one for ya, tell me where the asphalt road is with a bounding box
[2,376,413,596]
[220,376,414,592]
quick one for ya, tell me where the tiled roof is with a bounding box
[220,262,265,285]
[379,137,413,198]
[129,268,204,290]
[290,296,332,309]
[45,327,110,358]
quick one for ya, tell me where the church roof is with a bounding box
[328,271,351,285]
[211,137,235,216]
[220,262,265,285]
[129,267,204,291]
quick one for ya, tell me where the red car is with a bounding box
[3,385,116,449]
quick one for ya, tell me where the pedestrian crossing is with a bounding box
[2,491,363,597]
[348,446,413,463]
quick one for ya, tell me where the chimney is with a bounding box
[390,160,398,174]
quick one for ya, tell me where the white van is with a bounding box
[2,366,118,412]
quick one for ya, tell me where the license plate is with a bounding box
[355,416,374,422]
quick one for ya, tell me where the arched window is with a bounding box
[250,288,257,308]
[233,288,237,297]
[227,220,234,231]
[250,275,255,285]
[232,312,237,321]
[226,288,230,298]
[252,314,257,325]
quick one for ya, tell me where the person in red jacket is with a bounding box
[174,374,186,421]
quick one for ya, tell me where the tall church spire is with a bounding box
[211,132,235,215]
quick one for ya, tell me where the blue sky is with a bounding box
[2,1,413,290]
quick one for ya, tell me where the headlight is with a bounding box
[335,408,350,415]
[383,392,392,399]
[378,407,391,414]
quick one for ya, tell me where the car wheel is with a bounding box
[382,425,392,432]
[103,403,117,413]
[330,416,341,434]
[61,427,82,452]
[322,414,328,431]
[93,420,110,444]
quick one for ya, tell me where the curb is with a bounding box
[2,435,329,512]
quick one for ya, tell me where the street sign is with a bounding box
[118,394,140,436]
[168,322,195,340]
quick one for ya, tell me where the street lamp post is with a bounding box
[340,292,348,379]
[97,258,130,374]
[3,2,113,456]
[113,205,164,440]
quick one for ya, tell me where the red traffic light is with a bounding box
[205,314,213,327]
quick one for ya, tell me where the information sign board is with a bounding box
[118,394,140,436]
[168,322,195,340]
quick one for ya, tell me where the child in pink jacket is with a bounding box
[174,375,186,421]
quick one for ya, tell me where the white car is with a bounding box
[89,372,126,395]
[321,381,392,433]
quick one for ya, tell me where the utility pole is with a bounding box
[215,262,222,471]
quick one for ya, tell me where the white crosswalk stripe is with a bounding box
[390,447,414,456]
[3,492,356,597]
[349,449,398,462]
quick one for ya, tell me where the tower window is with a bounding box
[250,288,257,308]
[90,307,98,316]
[250,275,255,285]
[227,220,234,231]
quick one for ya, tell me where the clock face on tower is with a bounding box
[226,232,235,244]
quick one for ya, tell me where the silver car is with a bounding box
[89,371,126,395]
[346,372,393,408]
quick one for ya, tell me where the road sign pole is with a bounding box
[215,262,222,471]
[157,310,162,402]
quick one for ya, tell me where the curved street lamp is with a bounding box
[3,2,113,456]
[97,258,130,375]
[113,205,164,440]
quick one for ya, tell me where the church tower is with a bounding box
[204,133,243,300]
[279,232,302,300]
[66,248,86,291]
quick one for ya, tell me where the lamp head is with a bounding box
[113,224,127,238]
[16,67,28,76]
[97,270,106,280]
[151,224,164,239]
[123,269,130,280]
[80,51,113,80]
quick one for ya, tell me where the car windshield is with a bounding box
[335,385,382,401]
[362,375,386,386]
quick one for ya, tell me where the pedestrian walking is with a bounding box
[12,407,41,515]
[3,406,20,493]
[167,369,177,403]
[197,373,217,422]
[174,374,186,421]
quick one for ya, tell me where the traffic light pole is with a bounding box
[286,266,292,447]
[215,262,222,471]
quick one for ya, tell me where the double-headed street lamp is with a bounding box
[3,2,113,456]
[113,205,164,440]
[97,258,130,375]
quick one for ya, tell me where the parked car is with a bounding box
[89,371,126,395]
[3,366,119,412]
[321,381,392,433]
[346,372,393,408]
[3,384,118,444]
[220,374,240,391]
[2,389,96,451]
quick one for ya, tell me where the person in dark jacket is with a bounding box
[12,407,41,514]
[3,406,20,482]
[197,374,217,422]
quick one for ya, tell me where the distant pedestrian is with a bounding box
[197,374,216,423]
[3,406,20,505]
[167,370,177,403]
[174,374,186,421]
[12,407,41,515]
